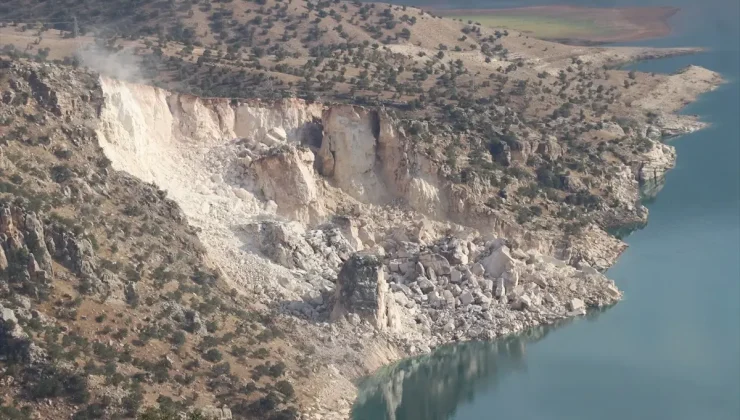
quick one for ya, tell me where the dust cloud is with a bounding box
[76,42,145,83]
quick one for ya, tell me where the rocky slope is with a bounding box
[94,75,622,315]
[0,11,723,418]
[0,59,310,420]
[87,59,720,417]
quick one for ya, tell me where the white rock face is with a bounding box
[94,77,628,380]
[638,140,676,185]
[0,306,18,325]
[95,78,332,304]
[568,298,586,312]
[233,99,324,144]
[407,177,444,218]
[320,107,386,203]
[481,246,515,278]
[251,147,322,221]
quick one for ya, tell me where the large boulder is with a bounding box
[331,254,398,331]
[439,238,469,265]
[250,146,321,221]
[495,278,506,298]
[480,246,515,278]
[450,268,463,284]
[418,253,451,275]
[262,126,287,145]
[417,277,435,294]
[459,291,474,306]
[567,298,586,312]
[537,135,563,161]
[0,304,46,364]
[503,268,519,290]
[333,216,364,251]
[512,295,533,311]
[255,221,315,270]
[0,305,18,327]
[600,122,625,137]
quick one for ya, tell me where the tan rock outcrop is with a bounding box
[331,254,399,332]
[319,107,388,203]
[251,146,323,222]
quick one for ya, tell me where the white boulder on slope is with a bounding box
[481,246,515,278]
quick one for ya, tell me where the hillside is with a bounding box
[0,60,313,419]
[0,0,718,246]
[0,1,724,419]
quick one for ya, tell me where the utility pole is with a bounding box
[72,15,78,38]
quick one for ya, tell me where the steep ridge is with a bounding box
[0,60,322,420]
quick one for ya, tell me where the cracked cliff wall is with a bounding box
[95,76,636,290]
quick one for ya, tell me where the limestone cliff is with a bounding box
[89,67,720,418]
[95,78,669,275]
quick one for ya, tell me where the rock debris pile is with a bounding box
[256,216,621,348]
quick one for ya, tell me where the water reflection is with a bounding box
[352,340,528,420]
[353,309,610,420]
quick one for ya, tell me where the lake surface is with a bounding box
[352,0,740,419]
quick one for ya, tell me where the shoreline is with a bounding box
[431,5,680,44]
[1,14,723,420]
[330,53,724,420]
[0,0,732,418]
[87,44,723,420]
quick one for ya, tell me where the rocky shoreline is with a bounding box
[86,57,722,418]
[0,0,728,417]
[291,62,723,420]
[3,46,721,420]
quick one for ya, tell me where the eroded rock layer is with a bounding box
[90,67,720,418]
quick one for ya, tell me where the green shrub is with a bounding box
[275,380,295,398]
[202,348,223,363]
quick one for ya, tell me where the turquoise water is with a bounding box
[353,1,739,419]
